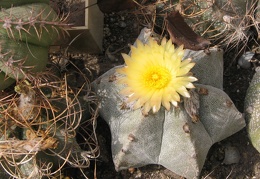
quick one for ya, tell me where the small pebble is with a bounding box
[222,145,240,165]
[104,27,111,36]
[119,21,126,28]
[238,51,253,69]
[128,167,135,174]
[110,17,116,22]
[253,162,260,177]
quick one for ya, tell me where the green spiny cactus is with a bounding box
[0,0,50,8]
[0,3,63,47]
[0,36,48,79]
[136,0,257,52]
[245,67,260,152]
[177,0,256,50]
[0,3,67,90]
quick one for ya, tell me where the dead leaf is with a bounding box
[97,0,136,13]
[166,11,211,50]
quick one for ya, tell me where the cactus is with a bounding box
[0,2,67,90]
[245,67,260,152]
[92,28,245,179]
[0,74,98,178]
[145,0,255,52]
[0,3,63,46]
[0,2,98,178]
[177,0,258,51]
[0,36,48,79]
[0,0,50,8]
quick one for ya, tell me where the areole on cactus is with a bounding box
[0,2,66,90]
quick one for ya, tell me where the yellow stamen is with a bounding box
[143,66,171,89]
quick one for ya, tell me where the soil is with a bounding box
[53,2,260,179]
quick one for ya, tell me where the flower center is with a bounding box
[143,66,171,89]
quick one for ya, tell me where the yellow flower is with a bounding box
[117,38,197,114]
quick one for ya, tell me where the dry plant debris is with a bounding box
[0,62,99,178]
[166,11,211,50]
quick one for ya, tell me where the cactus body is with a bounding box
[0,3,65,90]
[92,44,245,178]
[245,67,260,152]
[0,0,49,8]
[183,48,223,89]
[0,36,48,79]
[0,3,61,47]
[179,0,254,48]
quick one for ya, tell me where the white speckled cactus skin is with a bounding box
[245,67,260,151]
[92,28,246,179]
